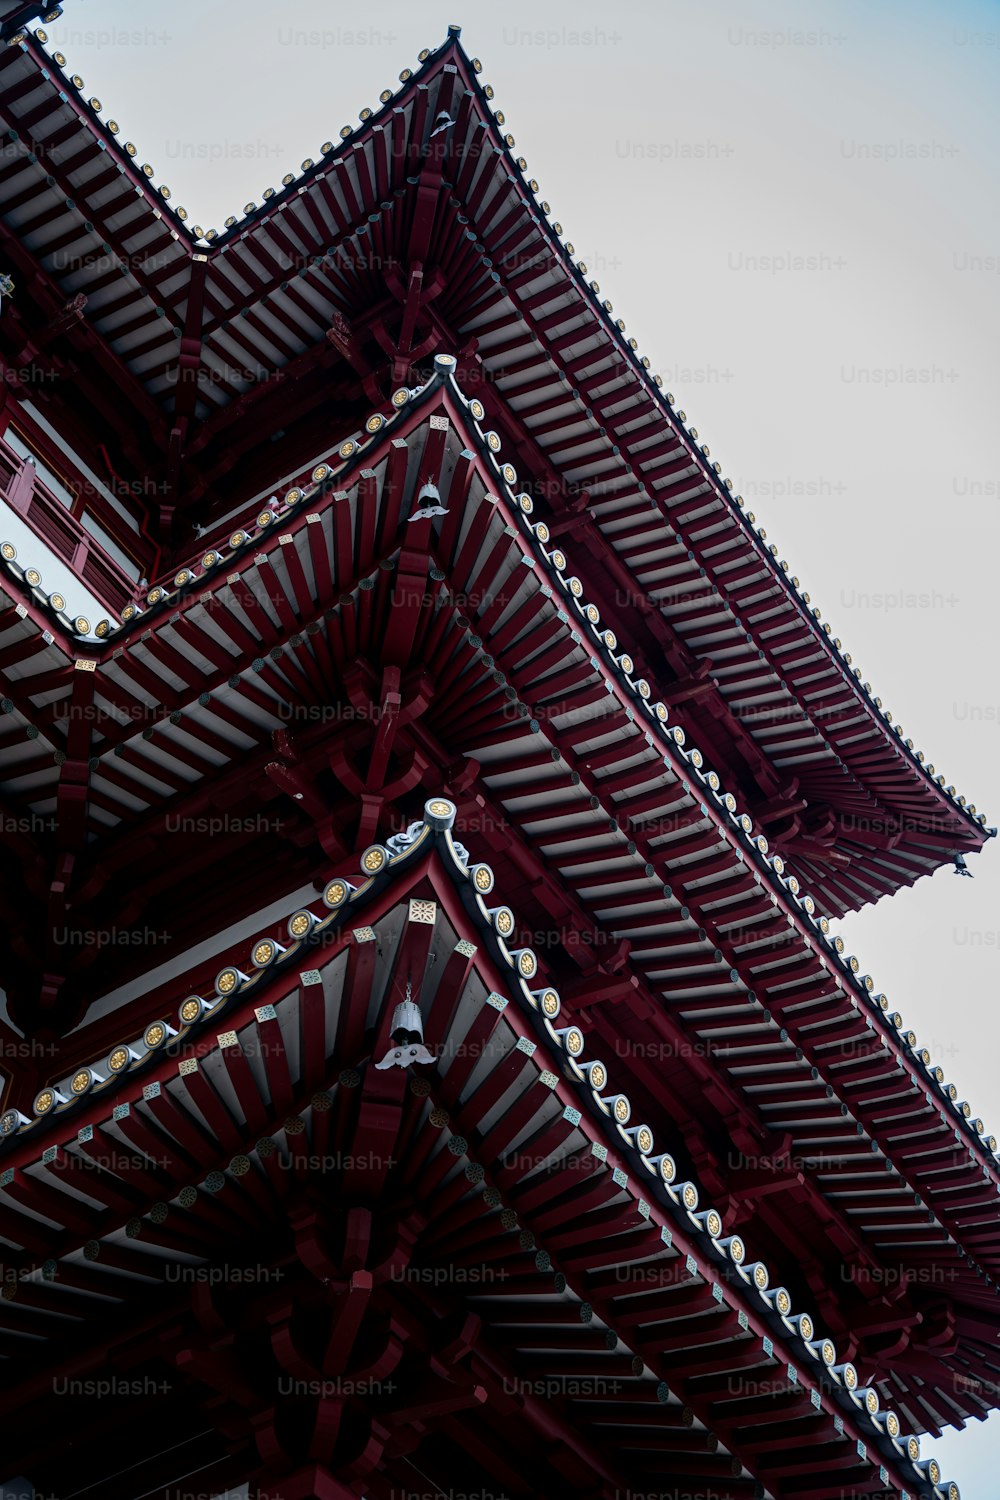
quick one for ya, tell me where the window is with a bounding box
[2,422,145,584]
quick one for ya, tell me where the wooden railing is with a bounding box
[0,437,137,615]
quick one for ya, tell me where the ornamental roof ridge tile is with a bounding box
[5,24,991,846]
[0,791,966,1500]
[0,2,60,44]
[0,357,997,1174]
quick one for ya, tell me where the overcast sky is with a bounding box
[29,0,1000,1489]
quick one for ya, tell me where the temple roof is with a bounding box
[0,24,990,914]
[0,371,998,1450]
[0,796,972,1498]
[1,363,997,1221]
[0,17,994,1493]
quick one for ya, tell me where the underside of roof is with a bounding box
[0,23,990,918]
[0,374,996,1460]
[0,20,996,1490]
[0,797,975,1500]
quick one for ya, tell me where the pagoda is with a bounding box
[0,13,995,1500]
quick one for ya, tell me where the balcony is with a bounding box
[0,435,139,617]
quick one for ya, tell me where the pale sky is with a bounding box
[25,0,1000,1490]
